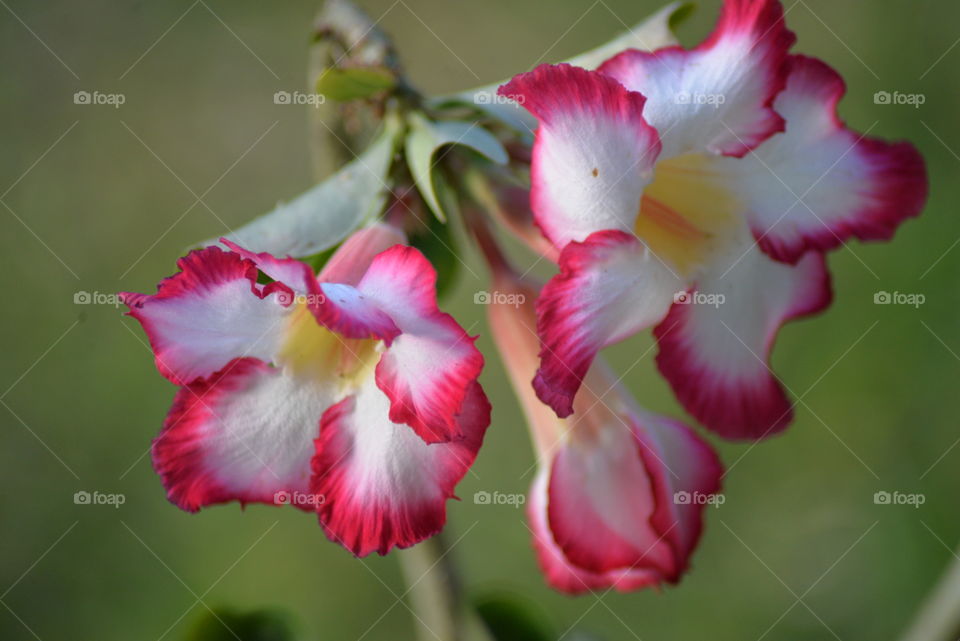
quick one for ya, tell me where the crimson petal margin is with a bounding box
[599,0,795,159]
[534,230,682,417]
[728,56,928,263]
[222,238,401,344]
[120,246,292,385]
[154,358,333,512]
[528,472,661,595]
[498,63,662,249]
[655,242,832,440]
[311,379,490,557]
[359,245,485,444]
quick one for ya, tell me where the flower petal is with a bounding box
[655,239,832,440]
[544,404,722,582]
[546,426,677,577]
[311,377,490,557]
[599,0,795,158]
[314,282,401,344]
[498,63,662,248]
[635,409,724,562]
[486,264,724,592]
[223,238,401,343]
[358,246,484,443]
[120,247,291,385]
[724,55,928,263]
[528,472,661,595]
[485,270,566,457]
[317,223,407,286]
[220,238,319,296]
[534,230,682,417]
[153,358,334,512]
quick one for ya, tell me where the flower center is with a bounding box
[635,153,741,276]
[278,303,379,387]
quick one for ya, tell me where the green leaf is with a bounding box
[211,114,402,257]
[405,112,508,221]
[184,607,294,641]
[432,91,536,142]
[316,66,395,101]
[472,592,555,641]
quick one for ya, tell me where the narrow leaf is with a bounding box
[405,112,508,221]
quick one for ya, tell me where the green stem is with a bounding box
[899,545,960,641]
[397,533,464,641]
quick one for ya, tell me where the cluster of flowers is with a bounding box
[122,0,925,594]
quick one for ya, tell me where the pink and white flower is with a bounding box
[487,267,722,594]
[499,0,927,439]
[121,224,489,556]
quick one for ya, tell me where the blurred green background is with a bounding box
[1,0,958,639]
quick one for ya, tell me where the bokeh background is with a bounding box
[2,1,958,639]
